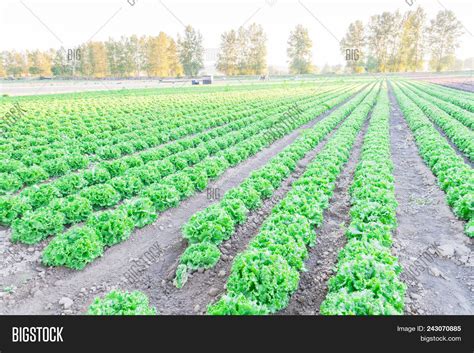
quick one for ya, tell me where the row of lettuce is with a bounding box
[1,91,258,180]
[392,83,473,237]
[36,85,360,270]
[0,85,353,195]
[173,85,375,287]
[320,85,406,314]
[408,80,474,113]
[1,84,328,168]
[403,81,474,129]
[1,86,356,237]
[1,82,346,155]
[0,97,273,190]
[205,83,380,314]
[396,81,473,162]
[1,90,328,217]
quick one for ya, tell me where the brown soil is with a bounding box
[388,84,473,315]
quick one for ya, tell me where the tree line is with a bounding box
[0,8,469,78]
[341,8,467,72]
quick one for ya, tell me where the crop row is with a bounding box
[1,92,248,162]
[206,83,380,314]
[320,85,406,315]
[409,81,474,113]
[396,82,474,161]
[1,84,313,153]
[39,84,360,270]
[173,85,375,284]
[0,85,358,229]
[392,83,473,237]
[0,85,353,193]
[404,81,474,129]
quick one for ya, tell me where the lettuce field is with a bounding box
[0,78,472,315]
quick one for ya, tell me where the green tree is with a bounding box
[129,35,147,77]
[4,51,27,77]
[397,7,426,72]
[287,25,313,74]
[51,48,70,76]
[340,20,365,73]
[246,23,267,75]
[367,11,403,72]
[0,52,6,77]
[216,29,239,75]
[167,38,183,77]
[79,42,108,78]
[177,25,204,76]
[427,10,464,72]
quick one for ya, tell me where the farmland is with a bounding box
[0,77,472,316]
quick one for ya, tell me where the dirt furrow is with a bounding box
[388,84,473,315]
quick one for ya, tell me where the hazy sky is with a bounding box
[1,0,473,68]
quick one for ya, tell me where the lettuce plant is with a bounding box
[179,242,221,270]
[42,226,104,270]
[226,250,299,313]
[0,196,31,226]
[182,204,234,244]
[141,183,180,212]
[21,184,61,209]
[11,207,65,244]
[80,184,121,209]
[120,197,157,228]
[88,290,156,315]
[87,209,134,246]
[207,294,269,315]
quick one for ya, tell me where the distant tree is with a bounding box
[105,38,118,76]
[79,42,108,78]
[167,38,184,77]
[128,35,147,77]
[105,36,135,77]
[216,29,239,75]
[236,26,250,74]
[340,20,365,73]
[365,55,379,73]
[27,50,42,75]
[114,36,131,77]
[367,14,388,72]
[147,32,171,77]
[177,25,204,76]
[386,11,404,72]
[367,11,403,72]
[287,24,313,74]
[0,52,6,77]
[216,23,266,75]
[397,7,426,72]
[4,51,27,77]
[427,10,464,72]
[245,23,267,75]
[51,48,69,76]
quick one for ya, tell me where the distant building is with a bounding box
[202,75,213,84]
[191,75,213,85]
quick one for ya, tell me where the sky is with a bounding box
[0,0,473,69]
